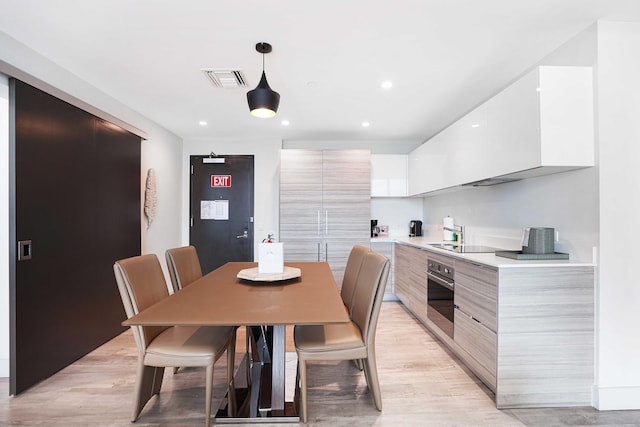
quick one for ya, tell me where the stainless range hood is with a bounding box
[462,177,522,187]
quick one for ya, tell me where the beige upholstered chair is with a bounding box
[165,245,203,293]
[114,254,236,427]
[340,245,370,315]
[294,251,390,422]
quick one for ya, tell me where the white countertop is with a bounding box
[371,235,595,268]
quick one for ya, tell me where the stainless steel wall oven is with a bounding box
[426,258,454,338]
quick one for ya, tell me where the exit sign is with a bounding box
[211,175,231,187]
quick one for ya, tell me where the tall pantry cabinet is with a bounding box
[279,149,371,286]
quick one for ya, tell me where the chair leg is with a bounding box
[132,362,165,421]
[205,363,214,427]
[151,366,165,396]
[362,353,382,411]
[226,329,237,386]
[354,359,364,371]
[294,361,300,407]
[299,358,308,423]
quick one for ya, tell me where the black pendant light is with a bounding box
[247,42,280,118]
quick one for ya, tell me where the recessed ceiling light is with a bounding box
[381,81,393,89]
[471,123,480,128]
[362,121,371,128]
[199,121,208,126]
[281,120,290,126]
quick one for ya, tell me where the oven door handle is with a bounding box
[427,271,454,291]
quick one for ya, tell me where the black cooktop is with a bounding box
[431,244,500,253]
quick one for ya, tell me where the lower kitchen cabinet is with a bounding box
[454,259,498,390]
[370,240,396,300]
[395,243,595,409]
[495,265,594,408]
[454,309,497,389]
[394,243,428,325]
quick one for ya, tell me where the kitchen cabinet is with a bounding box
[279,149,371,285]
[455,260,497,332]
[494,265,594,408]
[371,154,407,197]
[454,260,498,390]
[394,242,594,408]
[408,66,594,196]
[370,240,395,300]
[393,243,428,324]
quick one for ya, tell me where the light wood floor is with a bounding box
[1,302,639,426]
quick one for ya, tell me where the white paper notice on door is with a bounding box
[201,200,229,220]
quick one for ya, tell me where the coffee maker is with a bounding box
[371,219,380,237]
[409,220,422,237]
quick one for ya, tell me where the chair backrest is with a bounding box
[165,246,203,293]
[114,254,170,352]
[350,251,390,347]
[340,245,370,313]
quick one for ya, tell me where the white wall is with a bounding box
[595,20,640,410]
[421,167,599,261]
[371,198,423,237]
[141,132,184,258]
[0,33,183,377]
[181,139,282,258]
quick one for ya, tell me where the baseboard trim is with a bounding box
[594,384,640,410]
[0,358,8,378]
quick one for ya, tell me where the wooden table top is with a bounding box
[123,261,350,327]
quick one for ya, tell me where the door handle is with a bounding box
[18,240,32,261]
[325,210,328,236]
[236,231,249,239]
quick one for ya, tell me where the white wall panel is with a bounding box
[0,75,9,376]
[595,20,640,410]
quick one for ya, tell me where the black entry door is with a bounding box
[190,155,254,273]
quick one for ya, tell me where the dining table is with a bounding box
[122,261,350,423]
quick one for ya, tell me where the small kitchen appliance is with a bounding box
[495,226,569,259]
[409,220,422,237]
[371,219,379,237]
[522,227,554,254]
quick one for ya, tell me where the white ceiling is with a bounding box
[2,0,640,151]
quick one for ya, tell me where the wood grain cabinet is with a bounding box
[455,259,594,408]
[279,149,371,285]
[370,240,395,300]
[494,265,594,408]
[454,260,498,390]
[393,243,428,324]
[395,243,595,409]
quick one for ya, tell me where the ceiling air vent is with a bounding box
[202,69,248,88]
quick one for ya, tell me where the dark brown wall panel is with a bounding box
[9,79,141,394]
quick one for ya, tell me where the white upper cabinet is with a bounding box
[371,154,408,197]
[408,66,594,196]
